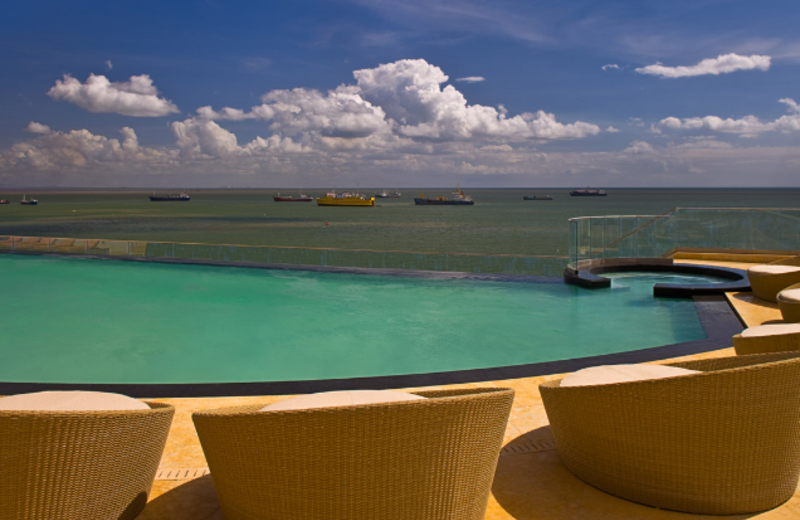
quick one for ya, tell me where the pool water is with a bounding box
[0,256,715,384]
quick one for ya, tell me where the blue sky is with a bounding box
[1,0,799,187]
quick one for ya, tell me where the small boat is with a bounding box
[414,186,474,206]
[375,189,402,198]
[0,199,9,204]
[316,190,375,207]
[20,194,38,205]
[150,191,190,201]
[274,192,314,202]
[523,195,553,201]
[569,188,607,197]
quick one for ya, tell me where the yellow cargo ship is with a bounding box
[316,190,375,206]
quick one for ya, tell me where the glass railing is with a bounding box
[568,207,800,269]
[0,235,568,277]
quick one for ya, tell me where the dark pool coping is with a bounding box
[0,295,742,398]
[564,257,750,297]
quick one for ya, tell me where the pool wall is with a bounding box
[0,235,569,277]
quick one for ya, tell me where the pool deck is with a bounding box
[128,259,800,520]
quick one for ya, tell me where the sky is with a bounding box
[1,0,799,188]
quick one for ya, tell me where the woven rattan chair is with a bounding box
[748,256,800,302]
[778,282,800,322]
[193,387,514,520]
[0,401,174,520]
[733,324,800,355]
[540,352,800,515]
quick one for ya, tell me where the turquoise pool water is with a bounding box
[0,256,715,384]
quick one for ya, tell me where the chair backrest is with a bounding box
[194,387,514,520]
[0,402,174,520]
[540,352,800,514]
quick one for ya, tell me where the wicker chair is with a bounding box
[778,282,800,322]
[540,352,800,515]
[747,256,800,302]
[193,387,514,520]
[733,324,800,355]
[0,401,174,520]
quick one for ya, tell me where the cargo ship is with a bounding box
[414,187,474,205]
[316,190,375,206]
[274,192,313,202]
[150,191,190,201]
[569,188,607,197]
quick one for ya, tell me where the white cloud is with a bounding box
[675,140,732,149]
[353,59,599,141]
[601,64,620,71]
[624,141,655,154]
[47,74,179,117]
[201,59,600,145]
[605,126,620,133]
[1,127,170,170]
[480,144,513,152]
[105,60,113,70]
[196,106,254,121]
[780,98,800,114]
[25,122,51,134]
[259,85,391,138]
[170,118,310,158]
[2,59,614,183]
[657,98,800,137]
[171,119,241,158]
[455,76,485,82]
[636,53,771,78]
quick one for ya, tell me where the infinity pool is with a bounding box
[0,255,717,384]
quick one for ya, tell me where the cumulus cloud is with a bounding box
[198,59,600,145]
[2,127,170,170]
[47,74,179,117]
[456,76,485,82]
[196,106,254,121]
[657,98,800,137]
[601,64,620,71]
[3,59,612,183]
[624,141,655,154]
[25,122,51,134]
[605,126,620,133]
[354,59,599,141]
[258,86,391,138]
[636,53,771,78]
[170,118,309,159]
[780,98,800,114]
[171,119,241,158]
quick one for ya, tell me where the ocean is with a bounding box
[1,188,798,257]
